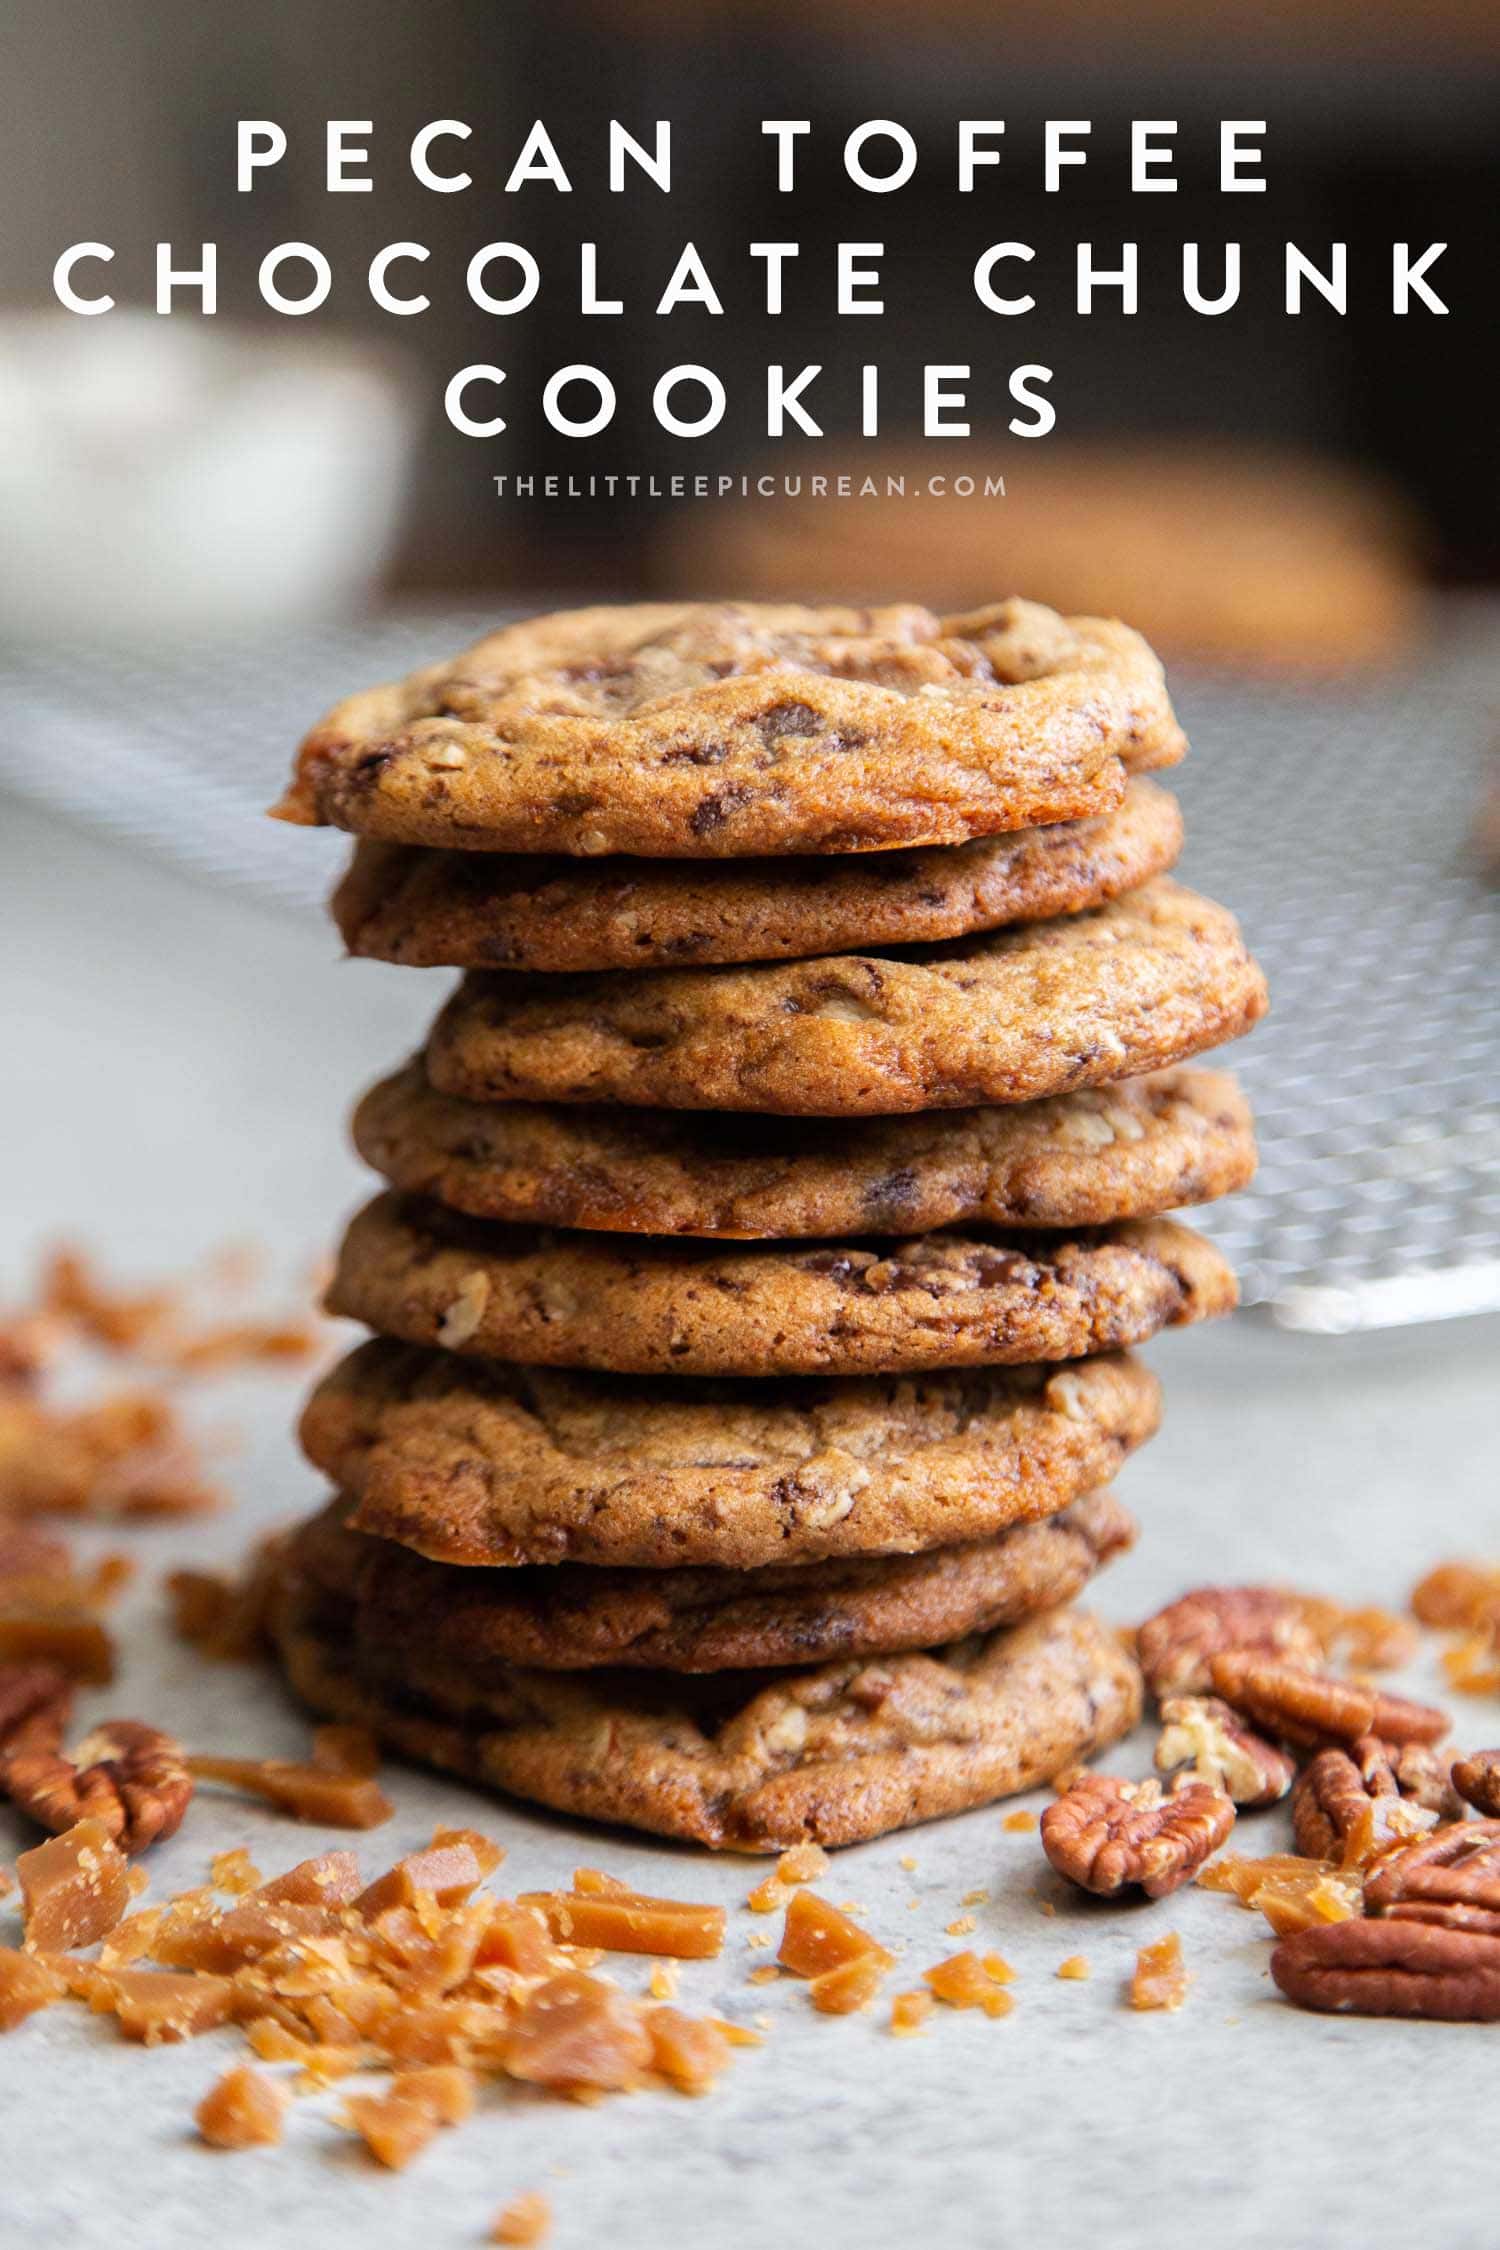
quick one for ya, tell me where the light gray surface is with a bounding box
[2,799,1499,2250]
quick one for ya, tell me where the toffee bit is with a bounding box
[196,2065,289,2149]
[890,1988,935,2037]
[186,1751,392,1830]
[492,2192,553,2246]
[1129,1933,1191,2012]
[924,1953,1014,2018]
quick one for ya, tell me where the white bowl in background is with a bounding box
[0,313,421,640]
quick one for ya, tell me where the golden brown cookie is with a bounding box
[329,1193,1237,1377]
[353,1063,1257,1239]
[426,880,1268,1117]
[298,1339,1162,1571]
[299,1487,1137,1674]
[272,1527,1144,1850]
[331,779,1183,971]
[652,442,1425,671]
[272,599,1185,857]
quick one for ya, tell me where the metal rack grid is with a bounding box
[2,604,1496,1331]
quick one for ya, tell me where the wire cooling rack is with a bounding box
[2,603,1497,1331]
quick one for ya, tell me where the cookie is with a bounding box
[298,1487,1136,1673]
[271,599,1185,857]
[330,779,1183,971]
[298,1339,1162,1571]
[426,880,1268,1117]
[353,1063,1257,1240]
[329,1193,1237,1378]
[271,1532,1144,1849]
[652,441,1424,670]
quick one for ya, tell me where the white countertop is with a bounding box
[3,798,1498,2250]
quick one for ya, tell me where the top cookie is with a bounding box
[272,599,1185,858]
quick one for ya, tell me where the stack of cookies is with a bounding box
[268,599,1267,1853]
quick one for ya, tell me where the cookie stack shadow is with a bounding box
[268,598,1268,1853]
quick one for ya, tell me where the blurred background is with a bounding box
[1,0,1497,1328]
[3,0,1497,609]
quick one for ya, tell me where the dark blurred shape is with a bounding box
[653,441,1427,670]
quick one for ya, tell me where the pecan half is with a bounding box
[1154,1695,1295,1808]
[1290,1738,1439,1869]
[1041,1772,1234,1899]
[1136,1587,1324,1699]
[1452,1750,1500,1819]
[1,1717,193,1852]
[1208,1653,1449,1751]
[1363,1821,1500,1919]
[1271,1917,1500,2020]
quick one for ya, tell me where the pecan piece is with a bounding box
[1041,1772,1235,1899]
[1290,1738,1438,1869]
[1386,1740,1463,1819]
[1154,1695,1295,1807]
[1452,1750,1500,1818]
[1208,1652,1449,1750]
[0,1662,75,1756]
[1271,1917,1500,2020]
[1363,1820,1500,1918]
[1,1717,193,1852]
[1136,1587,1325,1699]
